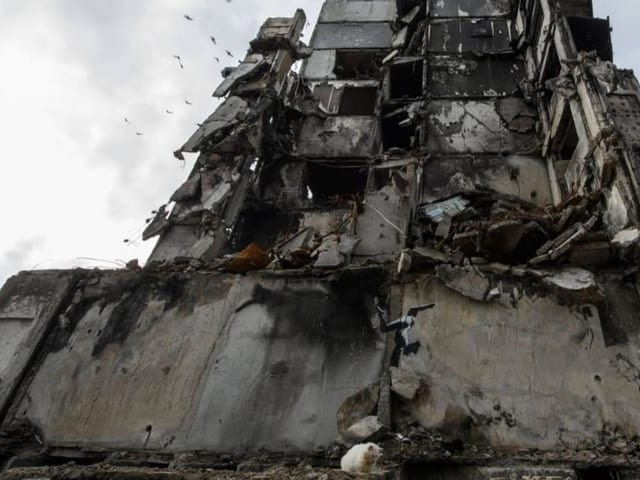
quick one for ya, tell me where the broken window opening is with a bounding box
[551,106,579,199]
[576,468,620,480]
[390,60,423,100]
[369,166,410,192]
[567,16,613,62]
[557,108,579,160]
[382,105,416,151]
[231,208,301,253]
[337,87,378,116]
[528,1,545,49]
[334,50,383,80]
[542,43,562,110]
[306,162,368,202]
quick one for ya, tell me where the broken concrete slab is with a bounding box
[177,96,249,155]
[435,265,490,302]
[213,55,268,97]
[543,267,605,305]
[339,415,386,446]
[249,9,306,52]
[142,205,170,241]
[389,367,421,401]
[612,228,640,260]
[170,173,201,203]
[336,384,380,435]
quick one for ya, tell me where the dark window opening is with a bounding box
[369,167,410,192]
[334,50,383,80]
[529,2,544,48]
[577,468,620,480]
[551,106,579,199]
[568,16,613,62]
[396,0,421,16]
[338,87,378,115]
[542,44,562,114]
[382,105,416,151]
[306,162,368,202]
[557,107,579,160]
[231,209,301,252]
[390,60,423,99]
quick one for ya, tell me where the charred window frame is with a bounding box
[305,161,369,203]
[389,59,424,100]
[231,208,301,253]
[382,104,417,151]
[567,16,613,62]
[333,50,384,80]
[312,84,378,116]
[338,87,378,115]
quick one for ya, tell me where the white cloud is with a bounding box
[0,0,322,285]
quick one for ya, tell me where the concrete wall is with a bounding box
[0,271,77,421]
[422,155,553,205]
[427,100,539,154]
[398,276,640,450]
[11,270,386,453]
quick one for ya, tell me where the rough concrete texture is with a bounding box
[400,277,640,450]
[0,271,77,421]
[297,116,379,157]
[422,155,553,205]
[427,100,539,154]
[11,270,386,453]
[319,0,397,23]
[430,0,513,17]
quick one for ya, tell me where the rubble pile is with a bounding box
[409,186,633,268]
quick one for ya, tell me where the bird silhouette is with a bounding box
[210,36,216,45]
[173,55,184,69]
[185,100,193,105]
[225,50,234,57]
[166,109,174,115]
[124,118,130,124]
[136,132,144,136]
[214,56,220,63]
[184,14,194,21]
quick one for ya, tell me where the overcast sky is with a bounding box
[0,0,636,286]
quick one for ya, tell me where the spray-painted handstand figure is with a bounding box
[375,297,436,366]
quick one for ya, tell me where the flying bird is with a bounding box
[214,56,220,63]
[124,117,130,124]
[210,36,216,45]
[166,109,174,115]
[173,54,184,69]
[225,50,234,57]
[185,100,193,105]
[184,14,194,21]
[136,132,144,136]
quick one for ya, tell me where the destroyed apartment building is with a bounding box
[2,0,640,478]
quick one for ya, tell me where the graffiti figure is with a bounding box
[375,297,436,366]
